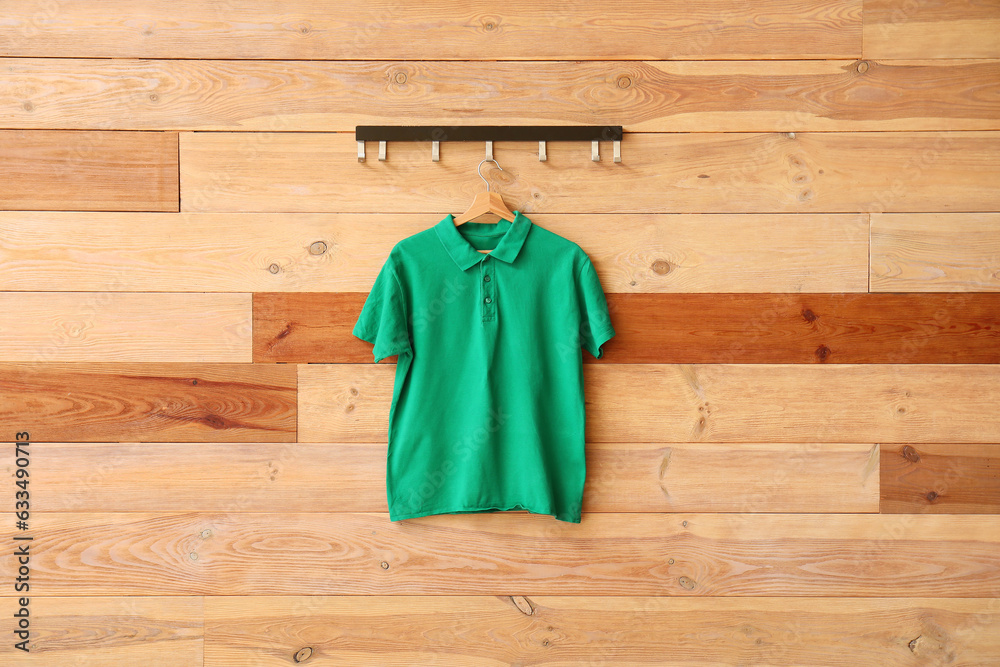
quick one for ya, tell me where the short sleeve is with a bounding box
[575,254,616,359]
[353,255,412,363]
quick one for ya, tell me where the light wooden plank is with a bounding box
[0,211,868,293]
[0,1,861,60]
[0,596,202,664]
[872,212,1000,292]
[865,0,1000,59]
[0,130,178,211]
[205,596,1000,666]
[4,58,998,131]
[26,441,880,514]
[881,443,1000,513]
[0,363,296,442]
[300,363,1000,444]
[0,292,251,362]
[3,512,998,596]
[180,131,1000,213]
[257,292,1000,364]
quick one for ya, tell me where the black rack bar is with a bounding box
[356,125,622,142]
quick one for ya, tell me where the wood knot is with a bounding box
[815,345,831,361]
[510,595,534,615]
[901,445,920,462]
[651,259,671,275]
[801,308,818,323]
[200,414,228,429]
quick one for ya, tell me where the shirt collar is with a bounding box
[434,210,532,270]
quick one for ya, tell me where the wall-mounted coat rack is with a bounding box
[356,125,623,164]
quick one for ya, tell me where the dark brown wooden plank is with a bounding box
[0,1,861,60]
[0,363,296,442]
[0,130,178,211]
[881,443,1000,513]
[254,292,1000,364]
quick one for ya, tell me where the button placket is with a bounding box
[480,255,495,322]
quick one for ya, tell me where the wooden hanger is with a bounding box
[453,158,516,252]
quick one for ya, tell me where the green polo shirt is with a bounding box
[352,210,615,523]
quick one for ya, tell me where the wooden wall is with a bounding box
[2,1,1000,664]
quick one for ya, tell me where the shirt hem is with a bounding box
[352,326,410,363]
[390,504,581,524]
[588,324,616,359]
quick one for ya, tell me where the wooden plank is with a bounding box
[604,293,1000,364]
[26,442,879,514]
[180,131,1000,213]
[0,363,296,442]
[3,512,998,596]
[881,444,1000,514]
[0,130,177,211]
[256,292,1000,364]
[0,596,202,663]
[872,213,1000,292]
[0,211,359,293]
[0,1,861,60]
[0,211,869,293]
[5,58,998,131]
[0,292,251,362]
[300,363,1000,444]
[204,596,1000,666]
[865,0,1000,59]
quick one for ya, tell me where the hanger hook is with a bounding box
[477,158,502,192]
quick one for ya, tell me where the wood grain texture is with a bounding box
[872,212,1000,292]
[0,211,869,293]
[204,596,1000,666]
[881,443,1000,514]
[4,58,999,131]
[180,131,1000,213]
[256,292,1000,364]
[0,363,296,442]
[0,292,251,362]
[3,512,998,596]
[0,130,178,211]
[865,0,1000,58]
[300,363,1000,444]
[2,1,998,664]
[0,0,861,60]
[0,596,202,663]
[26,441,879,514]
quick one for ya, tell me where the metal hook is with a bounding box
[477,158,502,192]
